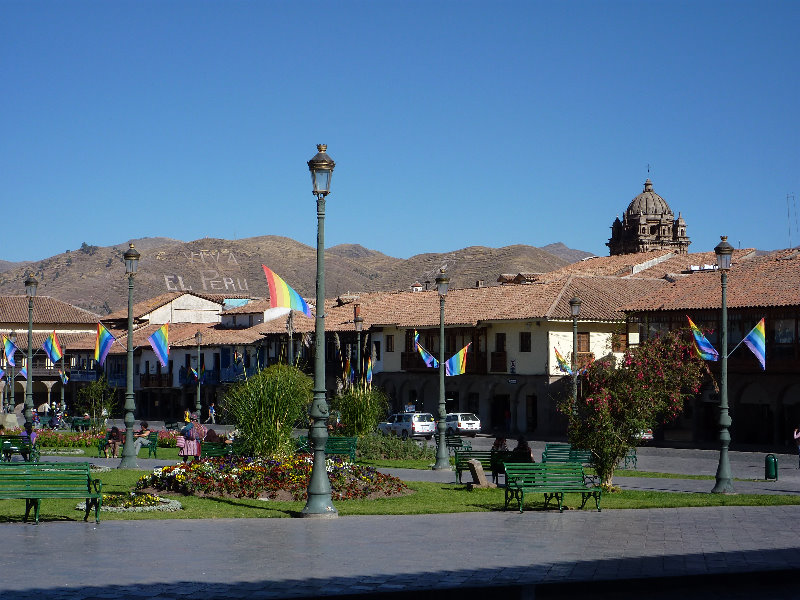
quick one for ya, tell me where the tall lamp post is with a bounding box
[569,296,582,408]
[712,235,735,494]
[433,269,450,470]
[301,144,337,518]
[195,332,203,417]
[9,331,16,416]
[24,273,38,427]
[354,304,363,380]
[119,244,140,469]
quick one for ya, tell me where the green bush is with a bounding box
[330,387,389,436]
[357,433,435,461]
[222,364,312,457]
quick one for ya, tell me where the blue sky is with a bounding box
[2,0,798,263]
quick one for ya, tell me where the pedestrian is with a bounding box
[491,436,508,451]
[206,402,216,424]
[794,426,800,468]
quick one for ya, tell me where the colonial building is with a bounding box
[607,179,690,255]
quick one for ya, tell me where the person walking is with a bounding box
[794,426,800,468]
[206,402,216,424]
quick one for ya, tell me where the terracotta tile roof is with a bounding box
[624,250,800,312]
[222,299,272,315]
[628,249,757,279]
[537,251,675,281]
[104,292,225,321]
[0,296,100,324]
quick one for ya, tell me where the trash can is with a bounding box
[765,453,778,481]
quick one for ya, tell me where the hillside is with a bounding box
[0,237,577,314]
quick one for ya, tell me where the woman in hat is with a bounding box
[179,413,205,463]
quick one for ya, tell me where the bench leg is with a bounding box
[504,487,524,512]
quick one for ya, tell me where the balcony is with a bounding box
[139,374,172,388]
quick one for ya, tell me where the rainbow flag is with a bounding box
[3,335,18,367]
[19,361,27,380]
[0,368,4,380]
[554,347,572,375]
[42,330,63,364]
[189,366,198,381]
[148,323,169,368]
[95,323,116,366]
[58,368,69,384]
[445,343,471,376]
[414,330,439,368]
[742,318,766,370]
[365,355,373,384]
[262,265,312,317]
[199,362,205,381]
[687,316,719,361]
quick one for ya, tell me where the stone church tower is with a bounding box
[607,179,690,255]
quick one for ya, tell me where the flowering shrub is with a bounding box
[136,455,408,501]
[558,328,705,488]
[103,492,163,508]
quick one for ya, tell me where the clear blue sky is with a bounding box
[2,0,798,263]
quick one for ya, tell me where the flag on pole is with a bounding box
[189,366,198,381]
[554,347,572,375]
[94,324,116,366]
[742,318,766,370]
[3,335,18,367]
[414,330,439,368]
[42,331,64,364]
[365,355,373,384]
[0,368,4,380]
[687,316,720,361]
[445,343,471,376]
[19,360,27,380]
[262,265,312,317]
[58,368,69,384]
[148,323,169,368]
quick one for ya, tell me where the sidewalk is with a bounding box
[1,446,799,599]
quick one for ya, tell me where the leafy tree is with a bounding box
[75,375,118,431]
[221,364,312,457]
[558,328,705,488]
[330,386,389,436]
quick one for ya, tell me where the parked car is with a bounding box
[445,412,481,437]
[378,412,435,439]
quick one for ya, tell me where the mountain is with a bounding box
[0,237,583,314]
[540,242,597,263]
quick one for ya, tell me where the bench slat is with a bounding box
[504,463,601,514]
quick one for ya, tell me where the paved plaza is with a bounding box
[2,441,800,599]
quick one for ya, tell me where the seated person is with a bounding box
[20,422,38,461]
[105,426,123,458]
[491,437,509,452]
[132,421,152,456]
[511,435,534,462]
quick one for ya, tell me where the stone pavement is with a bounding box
[2,445,800,599]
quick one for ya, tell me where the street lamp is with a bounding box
[301,143,337,518]
[354,304,363,381]
[433,269,450,470]
[569,296,582,409]
[24,273,38,427]
[119,244,140,469]
[712,235,735,494]
[8,331,16,416]
[195,331,203,418]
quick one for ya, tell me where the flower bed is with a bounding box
[15,428,182,449]
[136,455,409,501]
[76,492,182,513]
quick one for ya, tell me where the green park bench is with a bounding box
[620,448,637,469]
[504,462,602,514]
[0,461,102,523]
[0,434,40,462]
[295,436,357,461]
[200,442,245,458]
[165,421,181,431]
[71,417,91,432]
[453,449,518,484]
[435,434,472,455]
[541,443,592,465]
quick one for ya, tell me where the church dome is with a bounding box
[625,179,673,218]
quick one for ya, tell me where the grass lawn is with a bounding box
[1,467,799,523]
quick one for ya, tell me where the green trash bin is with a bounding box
[765,453,778,481]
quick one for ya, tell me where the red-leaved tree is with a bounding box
[558,328,705,488]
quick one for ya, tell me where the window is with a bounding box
[577,332,590,353]
[612,332,627,353]
[386,335,394,352]
[495,333,506,352]
[519,331,531,352]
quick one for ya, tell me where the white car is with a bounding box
[378,412,435,439]
[445,413,481,437]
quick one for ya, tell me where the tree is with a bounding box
[222,364,312,457]
[75,375,117,431]
[330,386,389,437]
[558,328,705,488]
